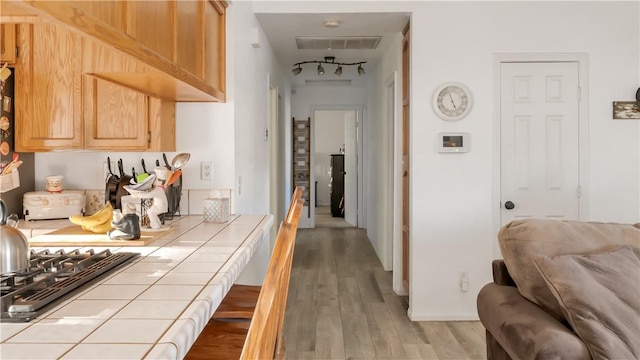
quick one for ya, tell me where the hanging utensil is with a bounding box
[105,157,119,208]
[162,153,171,170]
[165,169,182,187]
[115,159,133,210]
[170,152,190,171]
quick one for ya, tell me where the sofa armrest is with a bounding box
[477,283,590,360]
[492,260,516,286]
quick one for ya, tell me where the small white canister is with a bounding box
[203,197,229,223]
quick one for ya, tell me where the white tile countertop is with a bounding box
[1,214,274,360]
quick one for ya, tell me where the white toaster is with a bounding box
[23,190,86,221]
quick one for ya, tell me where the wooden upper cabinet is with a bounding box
[2,0,227,102]
[82,75,175,151]
[73,1,127,33]
[15,23,83,152]
[13,22,175,152]
[176,1,204,78]
[83,75,149,150]
[126,1,174,61]
[1,24,17,64]
[205,1,225,92]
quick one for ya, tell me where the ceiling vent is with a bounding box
[305,79,352,87]
[296,36,382,50]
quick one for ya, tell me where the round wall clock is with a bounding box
[432,82,473,121]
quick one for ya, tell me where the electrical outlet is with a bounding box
[201,161,212,180]
[459,271,469,292]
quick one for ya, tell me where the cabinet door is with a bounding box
[204,1,225,92]
[176,0,204,78]
[15,23,83,151]
[1,24,16,64]
[126,1,174,61]
[83,75,149,150]
[73,1,126,33]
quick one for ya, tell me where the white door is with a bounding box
[344,111,358,226]
[500,62,581,224]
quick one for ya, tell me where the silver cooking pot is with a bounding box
[0,199,30,273]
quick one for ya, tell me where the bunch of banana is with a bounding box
[69,202,114,233]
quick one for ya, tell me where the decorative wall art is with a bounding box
[612,101,640,119]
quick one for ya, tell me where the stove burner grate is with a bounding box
[1,249,139,322]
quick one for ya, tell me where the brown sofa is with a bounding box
[477,219,640,360]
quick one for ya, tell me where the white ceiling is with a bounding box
[255,12,410,87]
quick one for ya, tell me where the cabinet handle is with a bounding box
[147,131,151,144]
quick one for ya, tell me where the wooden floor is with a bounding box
[282,228,487,360]
[315,206,354,228]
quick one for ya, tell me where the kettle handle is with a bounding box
[6,213,19,227]
[0,199,6,225]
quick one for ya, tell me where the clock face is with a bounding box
[433,83,473,121]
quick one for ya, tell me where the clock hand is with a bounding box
[448,92,457,109]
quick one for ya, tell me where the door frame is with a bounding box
[492,53,590,258]
[268,83,281,250]
[310,105,364,228]
[388,71,407,295]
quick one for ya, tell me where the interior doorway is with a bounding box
[492,53,589,258]
[313,108,360,228]
[500,61,581,224]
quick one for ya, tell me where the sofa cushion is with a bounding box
[498,220,640,319]
[477,283,590,360]
[534,246,640,360]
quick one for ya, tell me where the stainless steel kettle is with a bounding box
[0,199,30,273]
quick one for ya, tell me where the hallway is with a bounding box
[315,206,353,228]
[283,228,486,359]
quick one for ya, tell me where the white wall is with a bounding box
[364,33,403,273]
[231,1,291,215]
[315,110,346,206]
[255,1,640,321]
[291,86,367,227]
[407,1,639,320]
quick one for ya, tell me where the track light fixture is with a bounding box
[292,56,366,76]
[317,63,325,75]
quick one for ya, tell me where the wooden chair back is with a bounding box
[239,198,303,360]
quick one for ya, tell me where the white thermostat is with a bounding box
[438,132,469,153]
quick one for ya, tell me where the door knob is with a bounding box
[504,201,515,210]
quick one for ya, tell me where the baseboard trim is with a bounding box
[393,285,408,296]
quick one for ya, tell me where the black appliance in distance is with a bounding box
[330,154,345,218]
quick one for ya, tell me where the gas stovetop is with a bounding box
[0,248,139,322]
